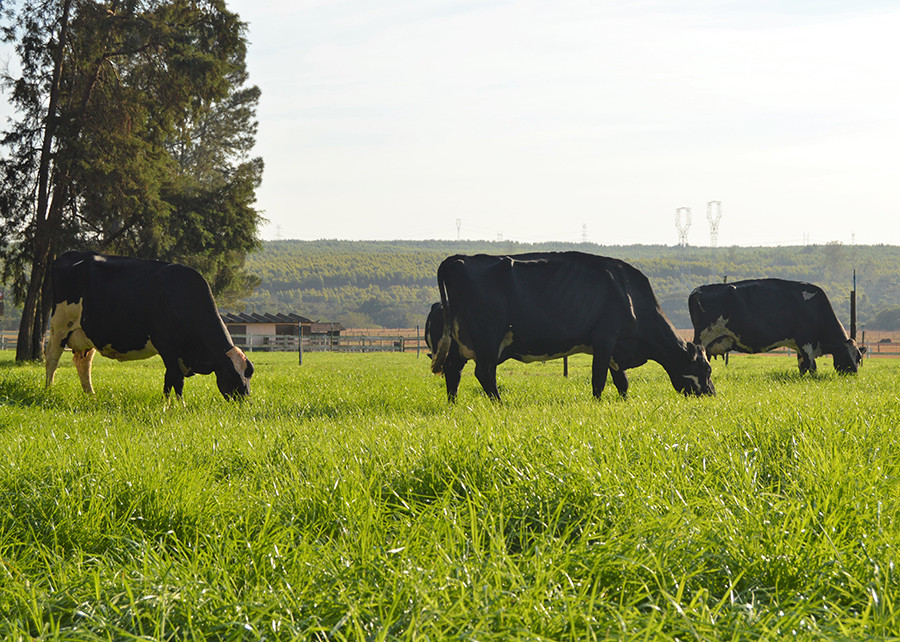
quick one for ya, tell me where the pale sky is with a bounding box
[227,0,900,246]
[2,1,898,247]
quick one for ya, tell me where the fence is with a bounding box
[229,330,429,355]
[4,328,898,358]
[0,329,431,355]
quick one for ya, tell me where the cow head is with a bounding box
[833,339,864,374]
[424,302,442,360]
[426,302,453,374]
[671,342,715,396]
[216,346,254,399]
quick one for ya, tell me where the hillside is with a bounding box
[235,240,900,331]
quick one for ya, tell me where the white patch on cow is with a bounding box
[698,316,746,355]
[227,346,252,390]
[452,319,478,360]
[802,342,823,359]
[498,329,514,360]
[609,357,620,371]
[516,345,592,363]
[683,374,700,387]
[47,300,86,387]
[97,339,157,361]
[754,338,794,353]
[48,300,88,348]
[802,290,816,301]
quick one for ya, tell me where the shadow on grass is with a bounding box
[0,367,51,409]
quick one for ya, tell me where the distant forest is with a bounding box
[3,240,900,334]
[236,240,900,331]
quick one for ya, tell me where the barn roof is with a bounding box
[220,312,312,324]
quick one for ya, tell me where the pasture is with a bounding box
[0,349,898,639]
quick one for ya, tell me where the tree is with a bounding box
[0,0,263,361]
[870,307,900,331]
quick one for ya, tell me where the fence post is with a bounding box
[850,269,857,341]
[298,324,303,365]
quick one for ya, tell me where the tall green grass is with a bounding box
[1,349,898,639]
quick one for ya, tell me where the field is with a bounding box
[1,349,899,640]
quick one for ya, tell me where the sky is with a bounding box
[3,1,899,247]
[225,0,900,247]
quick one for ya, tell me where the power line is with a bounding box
[675,207,691,246]
[707,201,722,247]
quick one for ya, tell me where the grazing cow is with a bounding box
[428,252,715,401]
[46,250,253,399]
[688,278,863,374]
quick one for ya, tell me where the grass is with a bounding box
[0,349,899,640]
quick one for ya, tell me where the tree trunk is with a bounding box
[15,0,72,362]
[15,247,49,361]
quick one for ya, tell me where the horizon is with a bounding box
[255,237,891,249]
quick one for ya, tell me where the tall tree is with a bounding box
[0,0,263,361]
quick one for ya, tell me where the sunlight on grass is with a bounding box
[1,349,899,638]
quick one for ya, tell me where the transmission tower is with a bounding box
[581,223,588,244]
[706,200,722,247]
[675,207,691,247]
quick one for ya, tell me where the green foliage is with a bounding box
[239,240,900,329]
[2,350,899,638]
[870,307,900,331]
[0,0,262,305]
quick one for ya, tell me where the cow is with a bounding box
[427,252,715,401]
[688,278,864,374]
[46,250,254,399]
[426,301,636,397]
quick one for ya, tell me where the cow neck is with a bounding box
[644,315,691,369]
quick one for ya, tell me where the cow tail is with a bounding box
[431,261,453,374]
[617,265,638,324]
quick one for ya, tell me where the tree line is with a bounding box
[6,239,900,335]
[237,240,900,331]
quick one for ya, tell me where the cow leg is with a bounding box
[473,360,500,401]
[797,346,816,374]
[161,357,186,400]
[443,357,465,402]
[73,349,96,394]
[591,355,611,399]
[45,336,67,388]
[610,367,629,399]
[164,369,185,399]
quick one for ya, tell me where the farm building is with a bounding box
[220,312,345,350]
[221,312,308,350]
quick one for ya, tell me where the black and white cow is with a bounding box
[688,278,863,374]
[428,252,715,401]
[46,250,253,399]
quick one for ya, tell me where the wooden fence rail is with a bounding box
[3,329,898,359]
[219,333,431,354]
[0,330,430,354]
